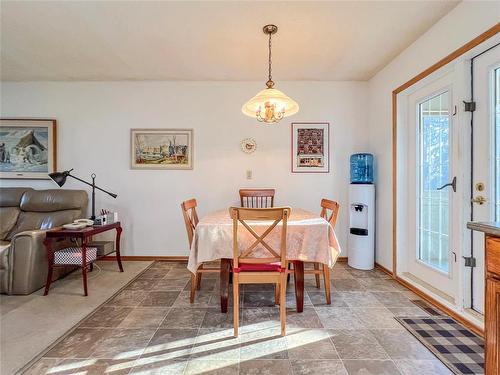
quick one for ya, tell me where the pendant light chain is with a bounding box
[268,31,272,84]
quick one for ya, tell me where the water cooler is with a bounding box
[348,153,375,270]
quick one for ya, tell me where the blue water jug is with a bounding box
[350,153,374,184]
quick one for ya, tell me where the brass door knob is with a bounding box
[471,196,487,205]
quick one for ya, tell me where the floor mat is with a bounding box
[410,299,445,316]
[395,316,484,374]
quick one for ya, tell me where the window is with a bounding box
[418,91,450,273]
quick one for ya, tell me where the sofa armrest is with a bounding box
[7,229,72,294]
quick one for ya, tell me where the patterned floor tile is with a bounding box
[80,306,133,328]
[239,359,292,375]
[286,329,338,359]
[329,329,389,360]
[140,291,180,307]
[342,359,402,374]
[118,307,169,328]
[160,308,207,329]
[184,359,239,374]
[291,359,348,375]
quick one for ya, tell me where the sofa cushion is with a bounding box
[0,241,10,267]
[0,187,32,207]
[7,210,84,240]
[0,241,11,294]
[0,207,20,240]
[20,189,88,212]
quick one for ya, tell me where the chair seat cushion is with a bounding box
[233,262,284,273]
[54,247,97,265]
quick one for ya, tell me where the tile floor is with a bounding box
[25,261,453,374]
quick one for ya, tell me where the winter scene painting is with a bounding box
[131,129,193,170]
[0,119,56,179]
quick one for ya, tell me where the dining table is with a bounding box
[187,208,341,313]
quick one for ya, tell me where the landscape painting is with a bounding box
[131,129,193,170]
[291,122,329,173]
[0,119,56,179]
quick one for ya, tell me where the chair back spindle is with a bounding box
[239,189,275,208]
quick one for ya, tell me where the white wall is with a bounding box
[367,1,499,270]
[1,81,368,257]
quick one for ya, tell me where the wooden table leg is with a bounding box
[82,242,88,296]
[293,260,304,313]
[43,238,54,296]
[220,258,231,313]
[323,265,331,305]
[115,226,124,272]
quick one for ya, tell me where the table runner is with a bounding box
[187,208,341,273]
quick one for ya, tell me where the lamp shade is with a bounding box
[49,170,70,187]
[242,87,299,123]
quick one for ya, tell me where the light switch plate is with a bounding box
[246,170,252,179]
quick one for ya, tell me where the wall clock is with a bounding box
[241,138,257,154]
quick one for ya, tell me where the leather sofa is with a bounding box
[0,187,88,295]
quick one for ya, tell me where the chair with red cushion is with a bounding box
[229,206,291,337]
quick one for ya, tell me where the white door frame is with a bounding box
[402,69,459,300]
[394,32,500,329]
[469,44,500,314]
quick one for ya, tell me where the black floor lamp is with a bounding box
[49,169,117,220]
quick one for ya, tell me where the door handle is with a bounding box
[471,196,487,205]
[437,176,456,193]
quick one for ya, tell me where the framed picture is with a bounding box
[0,119,57,179]
[291,122,329,173]
[131,128,193,170]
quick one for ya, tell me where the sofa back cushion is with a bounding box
[0,207,20,240]
[0,188,33,240]
[20,189,87,212]
[6,189,88,240]
[0,187,33,207]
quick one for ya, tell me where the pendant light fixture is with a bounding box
[242,24,299,124]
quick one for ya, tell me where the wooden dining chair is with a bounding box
[294,198,340,305]
[230,206,291,337]
[239,188,275,208]
[181,198,220,303]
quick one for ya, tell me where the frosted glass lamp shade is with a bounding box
[242,88,299,123]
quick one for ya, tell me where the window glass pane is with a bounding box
[418,91,450,273]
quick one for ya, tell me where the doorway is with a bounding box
[404,70,459,300]
[468,44,500,314]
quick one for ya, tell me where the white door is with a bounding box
[470,45,500,314]
[406,71,459,298]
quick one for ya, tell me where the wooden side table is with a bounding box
[43,222,123,296]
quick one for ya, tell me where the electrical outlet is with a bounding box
[246,170,252,180]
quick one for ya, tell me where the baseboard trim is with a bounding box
[375,262,393,276]
[395,276,484,338]
[101,255,188,261]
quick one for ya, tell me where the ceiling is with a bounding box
[0,1,459,81]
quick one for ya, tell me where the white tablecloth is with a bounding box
[187,208,341,273]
